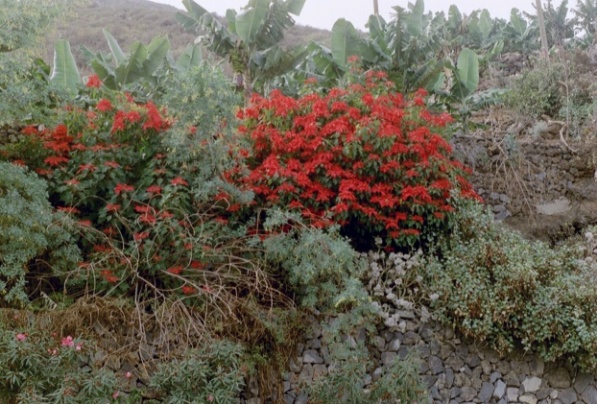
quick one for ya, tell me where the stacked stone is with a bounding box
[241,312,597,404]
[0,125,24,145]
[453,134,595,219]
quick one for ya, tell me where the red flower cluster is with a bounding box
[228,73,480,247]
[86,74,102,88]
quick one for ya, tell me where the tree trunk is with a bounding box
[373,0,379,16]
[536,0,550,61]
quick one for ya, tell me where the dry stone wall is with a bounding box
[453,132,597,242]
[259,313,597,404]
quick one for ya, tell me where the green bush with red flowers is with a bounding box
[227,71,480,249]
[2,74,240,301]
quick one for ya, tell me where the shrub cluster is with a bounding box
[426,201,597,371]
[0,326,118,402]
[0,71,244,302]
[0,162,80,307]
[227,71,479,250]
[149,339,247,403]
[505,49,597,137]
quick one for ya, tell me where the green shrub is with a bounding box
[0,324,118,402]
[426,201,597,370]
[505,59,562,118]
[505,51,597,129]
[228,72,479,250]
[159,65,245,204]
[259,210,369,311]
[306,309,428,403]
[149,339,246,403]
[0,162,80,307]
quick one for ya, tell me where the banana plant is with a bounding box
[346,0,448,94]
[574,0,597,38]
[49,30,202,98]
[525,0,576,47]
[503,8,539,57]
[291,0,448,94]
[81,29,171,95]
[435,47,505,131]
[49,39,81,93]
[176,0,307,94]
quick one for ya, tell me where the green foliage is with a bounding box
[80,30,177,99]
[426,201,597,371]
[306,309,428,403]
[505,58,562,118]
[0,162,80,307]
[0,0,82,125]
[160,64,243,202]
[149,339,246,403]
[0,325,118,402]
[0,0,74,55]
[260,212,368,311]
[177,0,307,93]
[0,53,70,127]
[502,8,539,56]
[574,0,597,38]
[525,0,575,47]
[50,40,81,93]
[505,50,596,133]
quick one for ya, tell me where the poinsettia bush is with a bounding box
[1,75,244,300]
[226,70,480,250]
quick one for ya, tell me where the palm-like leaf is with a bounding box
[102,29,126,65]
[50,40,81,92]
[236,0,269,44]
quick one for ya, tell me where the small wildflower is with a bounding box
[16,333,26,342]
[61,335,74,348]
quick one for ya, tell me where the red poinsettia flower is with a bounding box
[86,74,102,88]
[170,177,188,187]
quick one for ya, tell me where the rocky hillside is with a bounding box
[46,0,331,71]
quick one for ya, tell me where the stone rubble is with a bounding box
[241,311,597,404]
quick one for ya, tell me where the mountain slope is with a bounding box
[46,0,331,72]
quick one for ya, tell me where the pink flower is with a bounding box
[61,335,74,347]
[16,333,26,342]
[75,343,82,351]
[207,395,214,402]
[112,391,120,399]
[125,371,133,379]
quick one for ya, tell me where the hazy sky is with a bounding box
[148,0,544,30]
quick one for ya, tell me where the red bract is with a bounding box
[228,71,480,249]
[114,183,134,195]
[146,185,162,194]
[44,155,69,167]
[170,177,188,187]
[86,74,102,88]
[97,98,112,112]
